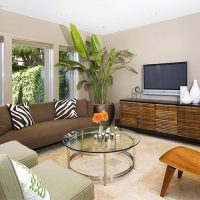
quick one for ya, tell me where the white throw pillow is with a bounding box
[12,160,50,200]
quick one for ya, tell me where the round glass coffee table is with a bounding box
[63,127,140,186]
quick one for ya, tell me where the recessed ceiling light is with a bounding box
[58,11,71,17]
[151,11,157,16]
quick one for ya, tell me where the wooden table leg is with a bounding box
[160,165,176,197]
[178,170,183,179]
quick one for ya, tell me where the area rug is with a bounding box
[37,134,200,200]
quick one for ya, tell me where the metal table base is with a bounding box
[67,148,135,186]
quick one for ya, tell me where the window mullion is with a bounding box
[0,40,4,105]
[44,48,52,102]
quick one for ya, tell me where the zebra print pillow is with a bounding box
[54,98,78,120]
[7,103,34,130]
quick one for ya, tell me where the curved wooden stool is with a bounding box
[159,146,200,197]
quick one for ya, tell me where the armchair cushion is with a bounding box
[0,140,38,168]
[32,160,94,200]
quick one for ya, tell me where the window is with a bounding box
[59,50,70,99]
[12,41,52,104]
[59,46,78,99]
[0,37,3,105]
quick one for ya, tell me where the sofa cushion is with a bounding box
[76,99,88,117]
[0,140,38,168]
[7,103,34,130]
[32,160,94,200]
[0,106,12,136]
[0,117,95,149]
[54,98,78,120]
[29,102,55,123]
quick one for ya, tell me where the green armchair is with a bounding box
[0,154,94,200]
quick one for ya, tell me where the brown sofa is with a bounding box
[0,99,95,149]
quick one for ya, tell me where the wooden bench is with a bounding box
[159,146,200,197]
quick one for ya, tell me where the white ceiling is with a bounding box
[1,0,200,35]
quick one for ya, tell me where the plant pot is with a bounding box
[93,103,115,126]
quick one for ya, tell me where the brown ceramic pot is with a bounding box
[93,103,115,126]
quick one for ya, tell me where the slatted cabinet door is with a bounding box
[120,102,138,128]
[137,103,156,131]
[156,104,177,135]
[178,106,200,140]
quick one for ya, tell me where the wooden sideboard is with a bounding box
[120,99,200,143]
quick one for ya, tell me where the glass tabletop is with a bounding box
[63,127,140,153]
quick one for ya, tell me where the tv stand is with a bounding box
[119,98,200,143]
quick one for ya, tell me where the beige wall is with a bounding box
[0,9,99,103]
[102,12,200,118]
[0,9,94,46]
[1,8,200,113]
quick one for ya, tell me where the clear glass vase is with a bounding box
[98,122,104,135]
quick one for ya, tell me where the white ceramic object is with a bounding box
[182,89,192,104]
[180,86,188,104]
[190,80,200,104]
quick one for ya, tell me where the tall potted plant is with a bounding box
[57,24,137,124]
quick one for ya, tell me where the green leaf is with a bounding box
[56,60,86,72]
[107,75,113,86]
[112,65,137,74]
[104,60,111,76]
[110,48,116,57]
[104,49,116,75]
[117,50,135,58]
[70,24,87,58]
[90,48,105,67]
[90,35,101,53]
[77,80,91,90]
[112,56,126,65]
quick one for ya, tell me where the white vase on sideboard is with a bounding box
[190,80,200,104]
[180,86,188,104]
[182,89,192,104]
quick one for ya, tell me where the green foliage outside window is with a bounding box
[59,51,71,99]
[12,46,44,72]
[12,45,45,104]
[12,66,44,104]
[12,45,71,103]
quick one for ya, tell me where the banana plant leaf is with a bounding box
[56,60,86,72]
[90,35,101,53]
[77,80,91,90]
[70,24,87,58]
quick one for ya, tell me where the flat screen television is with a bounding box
[143,62,187,96]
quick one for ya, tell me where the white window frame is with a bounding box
[12,40,53,102]
[0,37,4,106]
[70,52,79,98]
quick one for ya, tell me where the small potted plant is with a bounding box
[92,111,109,133]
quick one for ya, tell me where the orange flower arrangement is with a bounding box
[92,111,109,124]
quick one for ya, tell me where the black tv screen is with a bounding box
[144,62,187,90]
